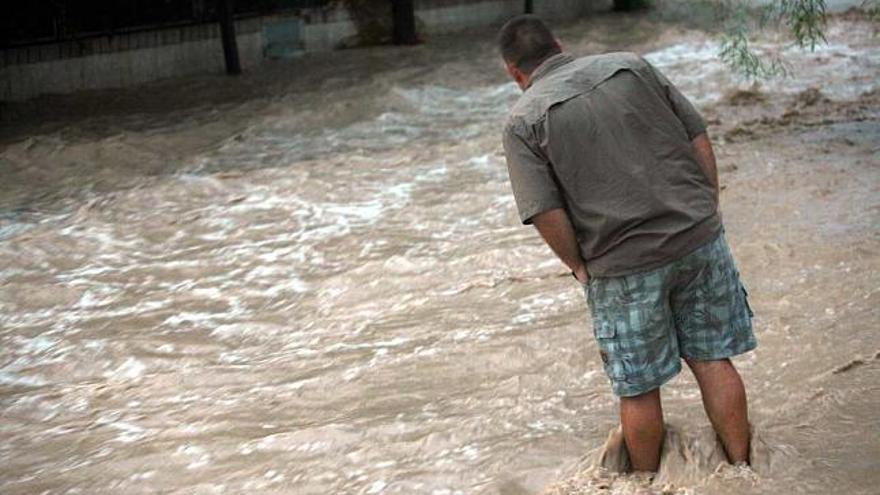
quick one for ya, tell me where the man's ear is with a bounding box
[505,61,529,90]
[504,61,517,78]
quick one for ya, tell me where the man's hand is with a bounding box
[530,208,589,284]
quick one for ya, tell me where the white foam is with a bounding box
[108,421,147,443]
[0,370,47,387]
[176,444,212,470]
[644,36,880,105]
[105,357,146,381]
[367,480,387,494]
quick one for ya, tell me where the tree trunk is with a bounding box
[524,0,533,14]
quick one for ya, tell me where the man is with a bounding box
[498,16,757,473]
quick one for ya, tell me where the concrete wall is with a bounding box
[0,0,600,102]
[0,19,267,102]
[421,0,592,34]
[303,0,601,52]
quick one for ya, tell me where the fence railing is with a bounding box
[2,0,333,48]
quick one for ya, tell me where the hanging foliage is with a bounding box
[715,0,829,79]
[337,0,394,46]
[336,0,422,47]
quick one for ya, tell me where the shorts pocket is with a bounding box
[592,316,631,381]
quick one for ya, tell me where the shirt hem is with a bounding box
[586,214,723,278]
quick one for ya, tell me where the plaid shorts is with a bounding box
[585,231,756,397]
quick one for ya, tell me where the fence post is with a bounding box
[391,0,418,45]
[218,0,241,74]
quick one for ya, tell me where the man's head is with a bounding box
[497,15,562,90]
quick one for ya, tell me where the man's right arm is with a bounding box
[502,121,588,283]
[502,121,565,225]
[531,208,589,284]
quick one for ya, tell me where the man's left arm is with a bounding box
[691,132,720,204]
[643,58,707,141]
[644,59,720,206]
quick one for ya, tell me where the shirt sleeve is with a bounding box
[644,59,707,139]
[502,119,565,225]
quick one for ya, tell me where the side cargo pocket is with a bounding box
[592,316,628,380]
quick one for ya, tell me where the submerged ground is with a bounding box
[1,7,878,495]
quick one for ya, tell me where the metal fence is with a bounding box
[2,0,333,48]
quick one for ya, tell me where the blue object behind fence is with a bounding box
[264,19,304,59]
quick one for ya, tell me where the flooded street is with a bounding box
[1,9,879,495]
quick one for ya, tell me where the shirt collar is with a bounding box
[526,53,575,89]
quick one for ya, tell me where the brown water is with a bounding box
[1,10,879,495]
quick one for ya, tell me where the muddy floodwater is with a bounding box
[1,8,879,495]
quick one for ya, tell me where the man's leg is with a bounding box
[620,388,664,472]
[670,233,756,464]
[685,358,750,464]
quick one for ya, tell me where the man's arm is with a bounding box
[501,121,587,283]
[644,59,720,204]
[691,132,719,204]
[531,208,589,284]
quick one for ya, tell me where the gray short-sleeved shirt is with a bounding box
[502,52,721,277]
